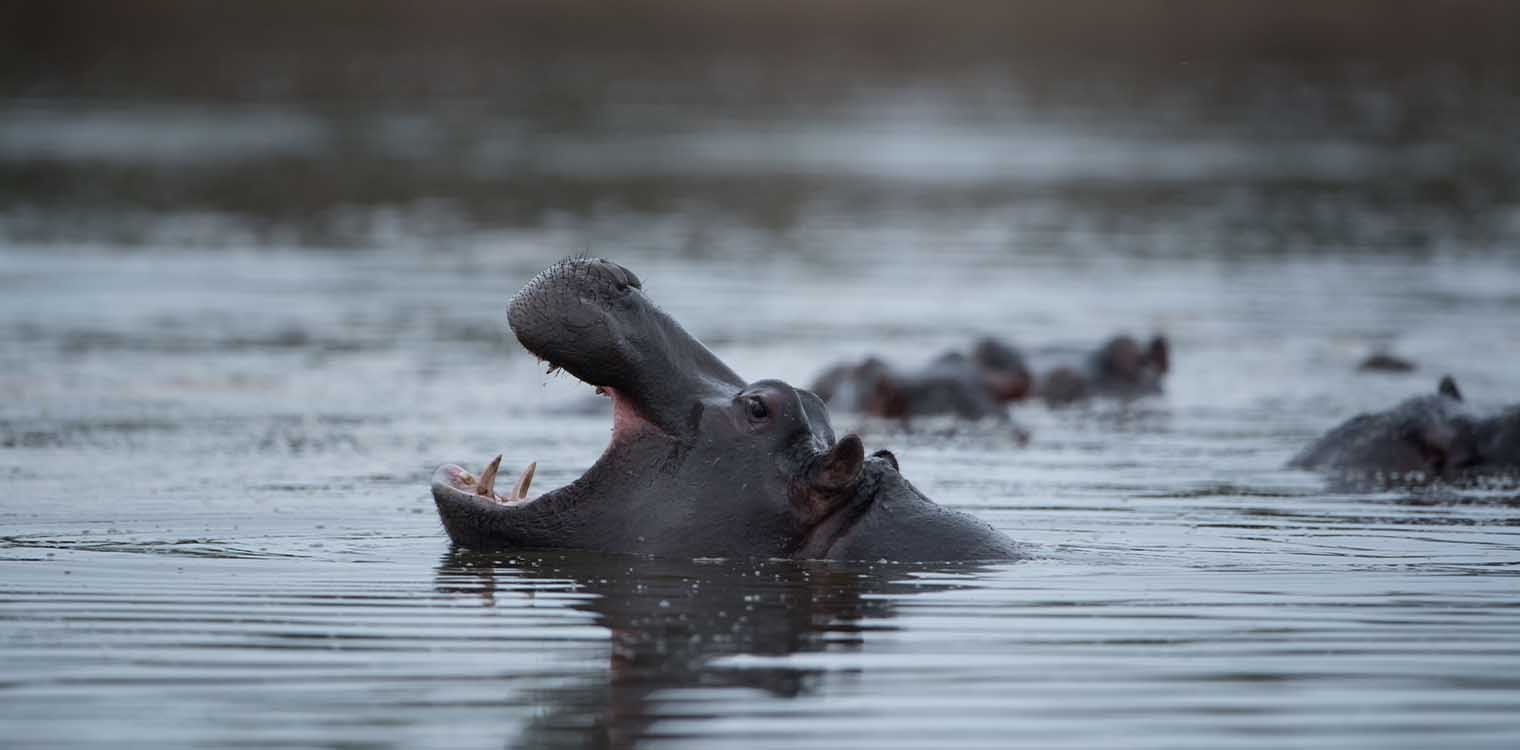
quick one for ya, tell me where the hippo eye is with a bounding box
[745,395,769,421]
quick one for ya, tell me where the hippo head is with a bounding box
[1093,334,1169,395]
[812,351,1011,421]
[819,357,906,418]
[1474,405,1520,476]
[1381,376,1483,476]
[431,258,1018,561]
[971,338,1033,402]
[1292,376,1483,481]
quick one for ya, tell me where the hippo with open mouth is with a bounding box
[430,258,1021,562]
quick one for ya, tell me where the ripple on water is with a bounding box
[5,91,1520,748]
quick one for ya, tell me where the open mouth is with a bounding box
[442,454,537,506]
[432,382,653,509]
[434,256,743,532]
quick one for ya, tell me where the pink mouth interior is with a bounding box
[606,386,657,444]
[449,382,660,507]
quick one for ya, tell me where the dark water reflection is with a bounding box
[436,551,982,749]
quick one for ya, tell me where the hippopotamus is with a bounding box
[971,337,1035,402]
[430,258,1021,562]
[810,356,897,416]
[1289,376,1520,485]
[809,337,1032,422]
[1478,405,1520,473]
[1037,334,1170,406]
[1357,352,1417,373]
[812,333,1168,416]
[811,352,1008,421]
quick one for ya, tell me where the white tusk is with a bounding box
[512,461,537,500]
[476,455,502,497]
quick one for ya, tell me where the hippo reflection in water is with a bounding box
[1290,376,1520,486]
[434,550,986,747]
[430,258,1020,562]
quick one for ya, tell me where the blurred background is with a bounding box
[4,0,1520,251]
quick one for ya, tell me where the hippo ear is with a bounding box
[870,448,899,471]
[810,434,865,491]
[1439,376,1462,401]
[1147,336,1170,374]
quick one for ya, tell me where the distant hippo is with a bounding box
[970,337,1034,402]
[1038,334,1170,406]
[1358,352,1417,373]
[430,258,1022,562]
[1290,376,1520,485]
[811,351,1010,421]
[1477,405,1520,474]
[810,356,897,416]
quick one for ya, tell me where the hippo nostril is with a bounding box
[604,262,641,290]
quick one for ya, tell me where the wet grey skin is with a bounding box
[1475,406,1520,476]
[431,258,1021,562]
[1289,376,1491,484]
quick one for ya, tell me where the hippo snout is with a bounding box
[509,259,640,352]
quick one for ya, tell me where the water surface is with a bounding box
[4,70,1520,748]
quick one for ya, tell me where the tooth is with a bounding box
[512,461,537,500]
[476,455,502,497]
[546,363,561,375]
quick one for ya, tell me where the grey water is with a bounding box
[4,65,1520,748]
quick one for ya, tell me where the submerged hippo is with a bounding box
[1479,405,1520,473]
[812,333,1168,416]
[431,258,1021,562]
[1357,352,1417,373]
[971,337,1035,402]
[810,337,1033,421]
[1290,376,1520,485]
[1038,334,1170,406]
[811,351,1010,421]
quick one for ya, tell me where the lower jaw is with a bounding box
[452,385,661,507]
[447,459,540,506]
